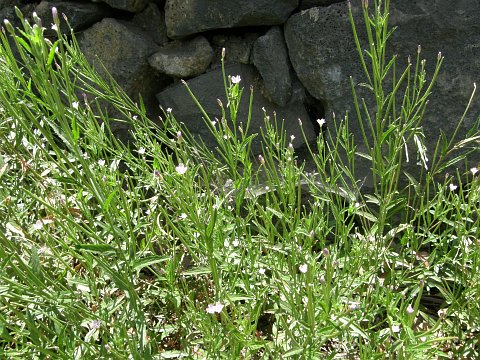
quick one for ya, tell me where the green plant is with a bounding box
[0,2,479,359]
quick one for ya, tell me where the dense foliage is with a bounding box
[1,2,479,358]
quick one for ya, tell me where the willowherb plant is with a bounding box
[0,2,479,359]
[336,0,479,239]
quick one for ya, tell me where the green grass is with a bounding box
[1,2,479,358]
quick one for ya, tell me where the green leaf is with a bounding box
[228,294,254,302]
[47,40,59,67]
[356,210,378,223]
[102,189,117,211]
[182,266,211,276]
[266,206,283,219]
[75,244,117,254]
[355,151,373,161]
[29,247,44,283]
[132,255,169,272]
[15,37,31,53]
[71,115,79,142]
[379,125,397,145]
[283,347,305,357]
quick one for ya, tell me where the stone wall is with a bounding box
[2,0,479,181]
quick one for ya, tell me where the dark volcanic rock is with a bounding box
[252,26,292,107]
[131,3,168,45]
[285,1,480,186]
[156,64,316,155]
[79,18,159,97]
[164,0,299,39]
[34,1,109,35]
[79,18,163,140]
[99,0,148,13]
[299,0,344,10]
[209,33,258,68]
[149,36,213,78]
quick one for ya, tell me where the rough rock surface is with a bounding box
[164,0,299,39]
[78,18,162,140]
[209,33,258,68]
[149,36,213,78]
[99,0,148,13]
[79,18,159,96]
[131,3,168,45]
[299,0,344,10]
[1,2,33,28]
[3,0,477,186]
[156,64,316,154]
[253,26,292,107]
[285,1,480,184]
[34,1,109,35]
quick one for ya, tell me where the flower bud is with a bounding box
[51,7,59,25]
[258,154,265,165]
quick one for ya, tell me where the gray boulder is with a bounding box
[98,0,148,13]
[164,0,299,39]
[1,2,34,28]
[285,1,480,185]
[79,18,162,140]
[209,33,258,68]
[253,26,292,106]
[131,3,169,46]
[156,64,316,155]
[34,1,109,36]
[299,0,344,10]
[79,18,159,98]
[388,0,480,148]
[149,36,213,78]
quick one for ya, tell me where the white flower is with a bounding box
[166,107,172,113]
[89,319,102,330]
[137,147,145,155]
[299,264,308,273]
[258,154,265,165]
[317,118,326,127]
[33,218,54,230]
[437,308,447,319]
[449,183,458,192]
[471,167,478,175]
[406,304,414,314]
[259,268,266,275]
[175,163,188,175]
[51,24,58,31]
[206,301,224,314]
[392,325,401,333]
[72,101,79,109]
[349,302,359,311]
[232,238,239,247]
[180,213,187,220]
[98,159,106,167]
[231,75,241,84]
